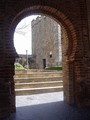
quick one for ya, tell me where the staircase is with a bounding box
[14,69,63,96]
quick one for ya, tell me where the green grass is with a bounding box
[45,66,63,70]
[15,63,25,70]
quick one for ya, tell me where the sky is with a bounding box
[14,15,39,55]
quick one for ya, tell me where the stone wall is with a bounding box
[31,16,62,69]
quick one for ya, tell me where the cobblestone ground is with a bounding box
[6,92,90,120]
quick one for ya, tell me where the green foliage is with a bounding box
[45,66,63,70]
[15,63,25,70]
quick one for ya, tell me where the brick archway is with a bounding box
[10,5,77,106]
[11,6,77,58]
[0,0,90,119]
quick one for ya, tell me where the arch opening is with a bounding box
[10,5,77,113]
[14,14,64,107]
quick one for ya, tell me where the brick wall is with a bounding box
[0,0,90,119]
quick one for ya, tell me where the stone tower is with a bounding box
[31,16,62,69]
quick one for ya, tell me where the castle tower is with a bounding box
[31,16,62,69]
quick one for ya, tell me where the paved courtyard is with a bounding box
[16,92,63,107]
[6,92,90,120]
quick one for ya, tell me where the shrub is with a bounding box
[45,66,63,70]
[15,63,24,70]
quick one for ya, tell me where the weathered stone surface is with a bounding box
[31,16,62,69]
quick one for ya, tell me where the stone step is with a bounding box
[15,81,63,89]
[15,69,62,74]
[14,72,62,78]
[14,76,63,83]
[15,86,63,96]
[14,70,63,96]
